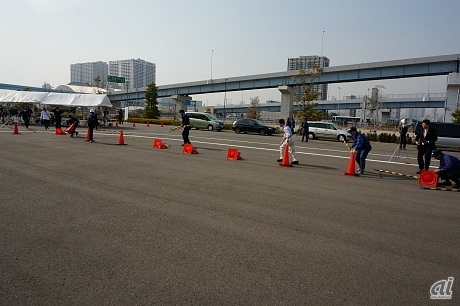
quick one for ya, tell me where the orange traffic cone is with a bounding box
[66,122,77,134]
[115,120,119,127]
[146,121,150,127]
[117,130,127,145]
[55,127,65,135]
[160,121,164,127]
[12,122,20,134]
[153,139,168,149]
[183,143,198,154]
[344,151,359,176]
[84,128,91,142]
[279,144,293,167]
[227,148,242,160]
[419,170,439,187]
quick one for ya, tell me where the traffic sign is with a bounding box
[107,75,126,83]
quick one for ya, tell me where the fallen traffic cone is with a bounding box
[146,121,150,127]
[55,127,65,135]
[66,122,77,134]
[12,122,20,134]
[227,148,242,160]
[183,143,198,154]
[279,144,293,167]
[344,151,359,176]
[117,130,127,145]
[160,121,164,127]
[84,128,91,142]
[419,170,439,187]
[115,120,119,127]
[132,121,136,127]
[153,139,168,149]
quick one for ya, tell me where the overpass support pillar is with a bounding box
[171,95,192,113]
[278,86,294,119]
[445,73,460,122]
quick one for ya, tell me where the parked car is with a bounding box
[232,119,276,136]
[187,112,223,131]
[307,121,351,142]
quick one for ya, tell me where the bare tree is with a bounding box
[246,96,261,119]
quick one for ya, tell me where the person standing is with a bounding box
[117,109,124,124]
[0,105,4,123]
[19,106,32,129]
[299,118,309,142]
[415,119,437,174]
[277,118,299,165]
[52,106,64,128]
[399,122,408,150]
[86,109,98,143]
[290,117,296,134]
[179,109,191,145]
[348,127,372,174]
[432,149,460,188]
[40,107,51,130]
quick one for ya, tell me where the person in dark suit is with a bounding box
[415,119,437,174]
[179,109,191,145]
[52,106,64,128]
[399,123,408,149]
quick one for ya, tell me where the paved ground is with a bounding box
[1,123,459,305]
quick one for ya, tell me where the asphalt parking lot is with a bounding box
[1,123,459,305]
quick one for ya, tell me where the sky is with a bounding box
[1,0,459,106]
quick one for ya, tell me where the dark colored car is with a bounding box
[232,119,276,136]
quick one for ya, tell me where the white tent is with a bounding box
[0,89,112,107]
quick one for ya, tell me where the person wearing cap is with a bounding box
[277,118,299,165]
[432,149,460,188]
[86,109,98,143]
[348,127,372,174]
[415,119,437,174]
[179,109,191,146]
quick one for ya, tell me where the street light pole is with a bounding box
[211,49,214,82]
[338,86,342,115]
[126,80,129,118]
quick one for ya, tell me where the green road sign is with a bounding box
[107,75,126,83]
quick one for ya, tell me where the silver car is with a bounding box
[307,121,351,142]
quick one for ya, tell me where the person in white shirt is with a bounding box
[40,107,51,130]
[277,118,299,165]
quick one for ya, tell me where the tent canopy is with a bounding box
[0,89,112,107]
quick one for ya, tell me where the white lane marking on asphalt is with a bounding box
[118,130,418,160]
[95,131,418,167]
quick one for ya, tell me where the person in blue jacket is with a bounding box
[432,149,460,188]
[299,118,309,142]
[348,127,372,174]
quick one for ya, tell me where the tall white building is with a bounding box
[70,61,108,86]
[108,58,156,90]
[287,55,330,100]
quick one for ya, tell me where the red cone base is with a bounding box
[183,143,198,154]
[419,170,439,187]
[153,139,168,149]
[227,148,242,160]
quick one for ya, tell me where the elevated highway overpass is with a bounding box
[108,53,460,120]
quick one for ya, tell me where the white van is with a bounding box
[307,121,351,142]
